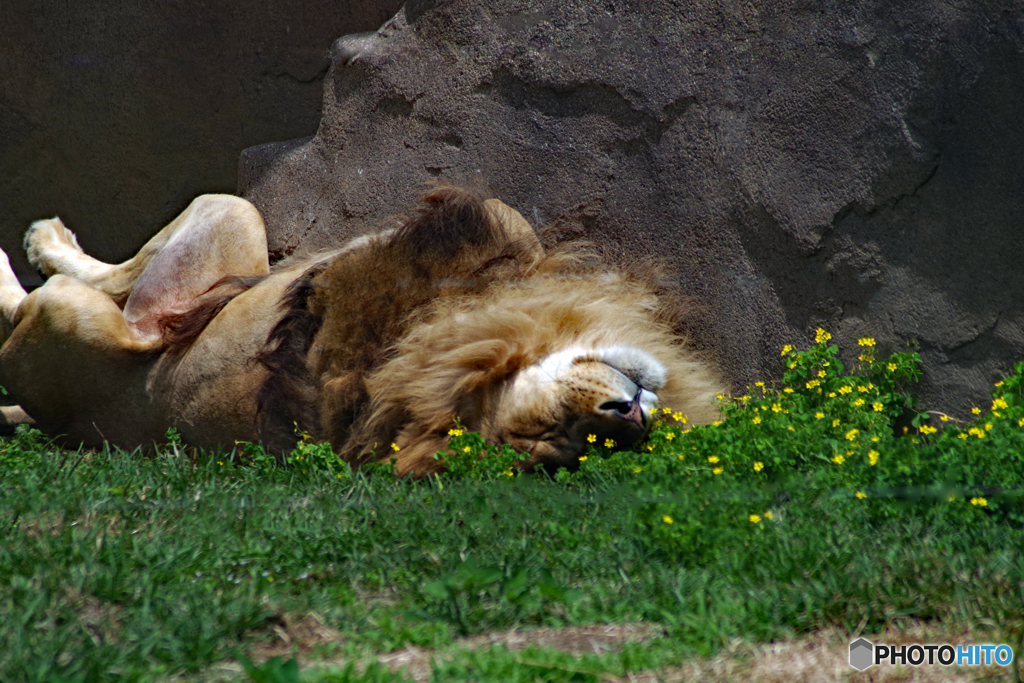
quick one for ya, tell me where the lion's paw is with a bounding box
[24,218,83,276]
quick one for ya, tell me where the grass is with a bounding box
[2,333,1024,682]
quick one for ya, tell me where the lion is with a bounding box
[0,186,722,475]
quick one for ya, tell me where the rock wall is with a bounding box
[240,0,1024,415]
[0,0,402,284]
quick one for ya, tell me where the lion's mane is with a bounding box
[257,186,720,475]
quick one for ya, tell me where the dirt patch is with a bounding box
[190,619,1021,682]
[661,622,1020,683]
[377,623,659,681]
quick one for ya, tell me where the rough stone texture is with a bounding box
[0,0,403,285]
[240,0,1024,415]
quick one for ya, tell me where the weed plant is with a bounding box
[1,332,1022,682]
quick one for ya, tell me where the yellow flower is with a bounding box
[855,491,867,500]
[787,426,795,432]
[828,392,836,398]
[665,432,676,441]
[663,407,672,414]
[957,432,969,440]
[712,467,723,475]
[872,402,883,412]
[868,450,879,466]
[648,445,655,451]
[713,421,722,427]
[838,385,853,395]
[217,461,224,466]
[391,443,401,452]
[996,380,1005,388]
[992,397,1009,411]
[752,416,762,425]
[940,414,949,422]
[505,470,514,477]
[858,354,874,363]
[984,422,992,432]
[579,455,588,462]
[845,428,859,441]
[887,362,897,372]
[919,425,937,435]
[814,411,825,420]
[663,515,674,524]
[783,387,794,394]
[448,428,464,437]
[806,379,820,389]
[857,337,876,347]
[764,510,773,520]
[971,407,981,415]
[755,381,765,388]
[587,434,597,443]
[1019,417,1024,427]
[771,403,782,412]
[749,514,762,523]
[789,361,797,369]
[857,385,869,393]
[970,497,987,507]
[673,412,686,422]
[781,344,793,356]
[708,456,720,464]
[604,438,616,448]
[831,454,845,464]
[853,398,864,407]
[832,418,841,428]
[462,446,472,453]
[815,328,832,344]
[817,370,826,378]
[753,461,764,471]
[677,454,684,461]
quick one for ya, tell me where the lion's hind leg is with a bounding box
[0,247,35,430]
[0,246,28,343]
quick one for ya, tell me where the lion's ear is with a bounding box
[391,430,449,477]
[318,373,370,451]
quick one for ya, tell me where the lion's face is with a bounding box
[493,345,666,472]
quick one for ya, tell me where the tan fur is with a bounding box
[0,186,722,473]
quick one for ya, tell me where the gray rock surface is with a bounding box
[0,0,402,284]
[241,0,1024,415]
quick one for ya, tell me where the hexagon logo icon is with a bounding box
[850,638,874,671]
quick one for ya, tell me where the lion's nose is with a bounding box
[598,389,645,428]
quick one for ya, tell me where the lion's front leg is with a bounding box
[24,216,116,288]
[24,194,270,311]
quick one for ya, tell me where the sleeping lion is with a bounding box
[0,186,722,475]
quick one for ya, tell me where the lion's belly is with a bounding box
[148,269,298,451]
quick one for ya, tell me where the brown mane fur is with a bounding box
[159,275,267,349]
[252,185,720,474]
[350,274,721,474]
